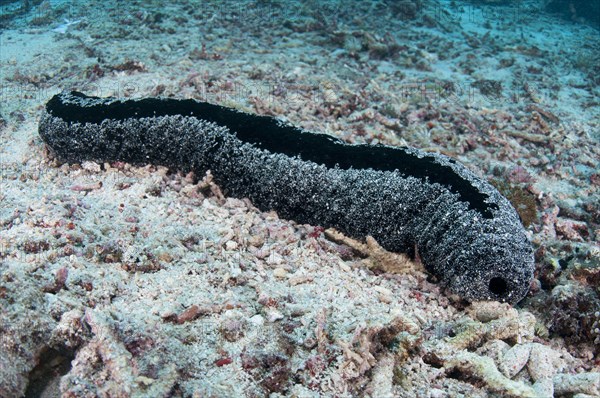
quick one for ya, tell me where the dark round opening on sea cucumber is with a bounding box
[489,277,508,296]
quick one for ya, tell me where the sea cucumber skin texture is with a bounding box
[38,92,534,304]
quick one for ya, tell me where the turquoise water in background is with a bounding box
[0,0,598,107]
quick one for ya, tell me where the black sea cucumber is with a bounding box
[38,91,534,304]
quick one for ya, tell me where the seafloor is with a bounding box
[0,0,599,397]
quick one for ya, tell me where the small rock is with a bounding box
[469,301,517,322]
[266,309,284,323]
[253,248,270,259]
[555,217,587,241]
[478,339,510,368]
[81,161,101,172]
[500,343,531,379]
[249,314,264,326]
[225,240,238,250]
[273,267,288,279]
[248,235,264,247]
[288,273,313,285]
[136,376,155,386]
[337,260,351,273]
[527,343,564,381]
[374,286,392,303]
[554,372,600,396]
[220,316,246,342]
[266,252,283,265]
[49,309,86,350]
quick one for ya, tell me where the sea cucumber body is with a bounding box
[39,92,534,304]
